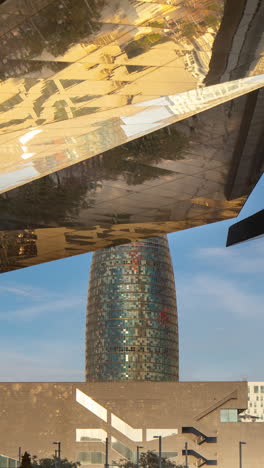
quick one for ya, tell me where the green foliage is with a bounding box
[21,452,32,468]
[102,126,189,185]
[115,451,185,468]
[148,21,165,29]
[203,14,219,29]
[0,169,97,228]
[0,125,189,228]
[1,0,107,79]
[31,456,80,468]
[181,22,197,39]
[124,34,166,58]
[207,2,224,13]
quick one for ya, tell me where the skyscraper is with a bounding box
[86,236,178,381]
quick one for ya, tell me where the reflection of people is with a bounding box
[17,230,38,258]
[0,230,38,273]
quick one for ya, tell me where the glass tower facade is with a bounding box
[86,236,178,381]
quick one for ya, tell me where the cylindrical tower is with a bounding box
[86,236,178,381]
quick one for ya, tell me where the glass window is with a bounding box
[111,437,135,462]
[254,386,259,393]
[261,386,264,393]
[77,452,103,465]
[220,409,238,422]
[76,429,107,442]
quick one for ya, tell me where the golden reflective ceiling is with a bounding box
[0,0,264,272]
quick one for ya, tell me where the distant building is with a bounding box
[0,453,18,468]
[240,382,264,422]
[86,236,178,381]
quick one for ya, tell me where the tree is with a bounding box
[115,451,185,468]
[21,452,32,468]
[31,455,80,468]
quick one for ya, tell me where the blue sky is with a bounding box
[0,176,263,382]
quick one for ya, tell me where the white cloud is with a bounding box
[0,297,85,322]
[0,280,87,380]
[0,281,86,321]
[194,241,264,273]
[0,283,49,299]
[178,273,263,319]
[0,341,85,381]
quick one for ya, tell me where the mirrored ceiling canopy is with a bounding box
[0,0,263,273]
[0,0,264,192]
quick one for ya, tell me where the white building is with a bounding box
[240,382,264,422]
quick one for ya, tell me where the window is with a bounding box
[112,437,135,462]
[76,429,107,442]
[261,386,264,393]
[257,396,259,401]
[254,386,259,393]
[220,409,238,422]
[77,452,103,465]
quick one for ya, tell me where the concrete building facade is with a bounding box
[0,380,264,468]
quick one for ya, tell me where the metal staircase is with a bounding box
[182,449,217,467]
[182,427,217,445]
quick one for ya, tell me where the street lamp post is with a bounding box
[53,442,61,468]
[239,441,246,468]
[136,446,143,468]
[53,442,61,459]
[184,442,188,468]
[105,437,109,468]
[153,436,162,468]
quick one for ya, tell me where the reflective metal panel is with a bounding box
[0,87,263,273]
[0,0,263,191]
